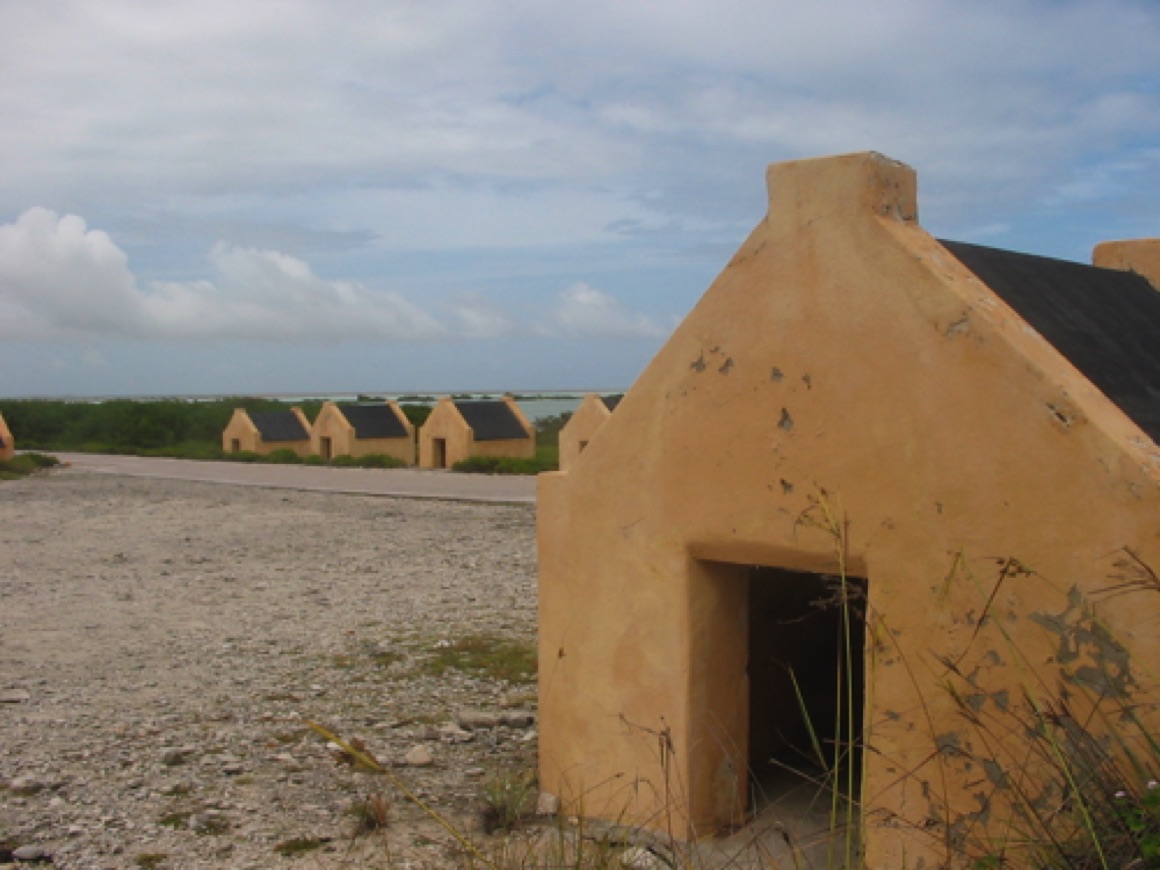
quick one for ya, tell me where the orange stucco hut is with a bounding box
[309,401,415,464]
[418,396,535,468]
[538,152,1160,866]
[221,407,312,457]
[558,393,621,472]
[0,412,13,460]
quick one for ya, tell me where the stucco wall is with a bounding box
[418,399,473,468]
[558,394,613,472]
[0,413,14,460]
[538,152,1160,866]
[221,409,260,454]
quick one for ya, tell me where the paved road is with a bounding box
[50,452,538,504]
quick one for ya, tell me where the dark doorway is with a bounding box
[433,438,447,468]
[230,439,240,453]
[320,436,333,460]
[748,567,866,803]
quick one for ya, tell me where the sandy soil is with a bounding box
[0,467,539,869]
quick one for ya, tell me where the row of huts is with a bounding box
[224,393,624,469]
[0,393,624,469]
[224,394,606,469]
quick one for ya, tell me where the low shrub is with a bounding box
[0,452,61,480]
[224,450,262,463]
[452,456,549,476]
[260,448,303,464]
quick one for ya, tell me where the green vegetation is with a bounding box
[0,397,433,453]
[273,836,330,856]
[451,413,568,475]
[423,634,537,684]
[0,451,60,481]
[134,854,168,869]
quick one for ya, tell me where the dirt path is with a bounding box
[51,453,537,504]
[0,468,538,868]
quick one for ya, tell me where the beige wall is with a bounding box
[0,412,13,460]
[221,408,260,454]
[417,398,470,468]
[418,396,536,468]
[310,401,415,464]
[558,394,613,472]
[538,152,1160,866]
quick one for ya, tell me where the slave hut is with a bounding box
[309,401,415,464]
[418,396,535,468]
[537,152,1160,867]
[558,393,621,472]
[221,407,312,457]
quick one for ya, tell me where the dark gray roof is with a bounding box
[941,240,1160,443]
[338,404,409,439]
[600,395,623,412]
[454,400,531,441]
[250,411,309,442]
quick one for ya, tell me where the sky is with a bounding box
[1,1,1158,398]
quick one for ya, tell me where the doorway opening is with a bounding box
[320,436,333,460]
[432,438,447,468]
[747,566,867,809]
[230,439,240,453]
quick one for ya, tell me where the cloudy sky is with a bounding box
[1,1,1158,397]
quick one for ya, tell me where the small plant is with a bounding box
[158,811,191,829]
[1113,780,1160,863]
[348,793,391,834]
[273,836,330,856]
[480,768,537,834]
[134,854,168,869]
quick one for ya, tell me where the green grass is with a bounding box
[273,837,330,856]
[0,452,60,480]
[423,634,537,683]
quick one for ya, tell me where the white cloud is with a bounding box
[0,207,148,339]
[542,283,670,339]
[443,292,515,339]
[0,208,444,342]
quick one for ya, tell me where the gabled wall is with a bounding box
[310,401,415,464]
[221,408,260,454]
[0,412,14,460]
[537,152,1160,866]
[558,393,614,472]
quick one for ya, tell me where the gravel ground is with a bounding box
[0,468,540,869]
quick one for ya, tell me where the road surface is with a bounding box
[50,452,538,504]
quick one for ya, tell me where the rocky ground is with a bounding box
[0,468,543,869]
